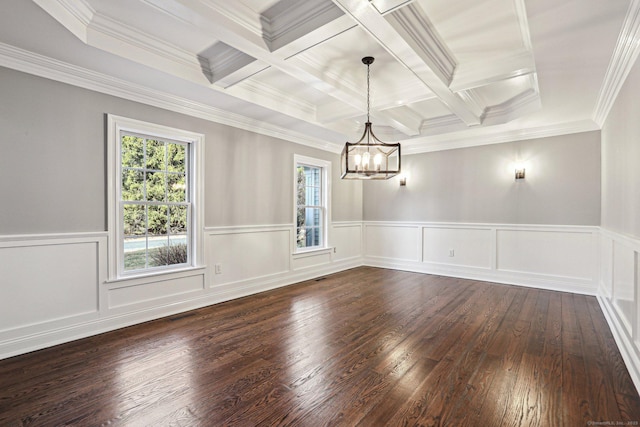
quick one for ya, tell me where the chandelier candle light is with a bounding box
[341,56,401,180]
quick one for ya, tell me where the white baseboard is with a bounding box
[597,292,640,395]
[364,256,597,295]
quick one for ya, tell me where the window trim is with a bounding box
[107,115,204,281]
[293,154,331,254]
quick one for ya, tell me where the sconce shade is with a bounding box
[515,168,525,180]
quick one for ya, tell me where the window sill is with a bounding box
[293,247,333,258]
[106,265,207,286]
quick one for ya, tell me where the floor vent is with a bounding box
[168,313,196,322]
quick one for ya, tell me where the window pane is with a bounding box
[123,204,146,236]
[305,185,320,206]
[146,172,166,202]
[121,135,144,168]
[305,226,321,247]
[304,166,320,187]
[168,235,188,266]
[169,205,188,234]
[124,236,147,271]
[296,167,305,206]
[148,205,168,235]
[304,207,321,228]
[148,235,170,267]
[167,173,186,202]
[121,170,144,201]
[296,225,306,248]
[168,143,186,173]
[146,139,166,171]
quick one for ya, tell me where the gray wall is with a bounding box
[602,58,640,239]
[0,67,362,234]
[364,131,601,225]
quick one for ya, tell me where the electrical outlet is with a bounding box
[215,264,222,274]
[448,249,455,257]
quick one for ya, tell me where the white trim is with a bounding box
[364,220,599,233]
[107,114,205,281]
[293,154,332,253]
[364,255,597,295]
[597,227,640,395]
[0,231,108,244]
[593,0,640,126]
[598,294,640,396]
[403,120,600,155]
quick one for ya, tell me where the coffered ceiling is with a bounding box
[1,0,638,153]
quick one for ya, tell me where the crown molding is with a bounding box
[593,0,640,126]
[403,119,600,155]
[421,114,463,130]
[482,88,541,125]
[33,0,94,42]
[237,78,317,119]
[0,42,341,153]
[89,13,202,75]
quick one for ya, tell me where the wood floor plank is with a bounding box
[1,267,639,426]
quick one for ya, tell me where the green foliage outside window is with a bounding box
[121,134,189,270]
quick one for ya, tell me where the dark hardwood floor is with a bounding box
[1,267,639,426]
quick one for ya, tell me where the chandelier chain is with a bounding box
[367,61,370,123]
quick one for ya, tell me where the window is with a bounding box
[294,155,330,252]
[108,115,204,279]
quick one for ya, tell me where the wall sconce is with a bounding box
[399,175,407,186]
[514,162,525,180]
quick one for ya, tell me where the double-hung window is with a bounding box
[294,155,330,252]
[107,115,204,279]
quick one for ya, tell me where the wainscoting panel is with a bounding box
[107,273,205,310]
[0,222,613,375]
[422,226,492,269]
[0,234,105,337]
[206,225,291,288]
[364,222,598,295]
[601,235,614,298]
[0,224,361,360]
[613,240,637,336]
[598,228,640,395]
[496,229,596,280]
[292,251,332,271]
[364,223,420,261]
[331,222,362,262]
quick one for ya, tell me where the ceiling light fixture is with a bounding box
[341,57,401,180]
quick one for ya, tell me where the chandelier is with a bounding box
[341,56,401,180]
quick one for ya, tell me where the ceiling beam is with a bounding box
[332,0,483,127]
[450,52,536,92]
[145,0,422,136]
